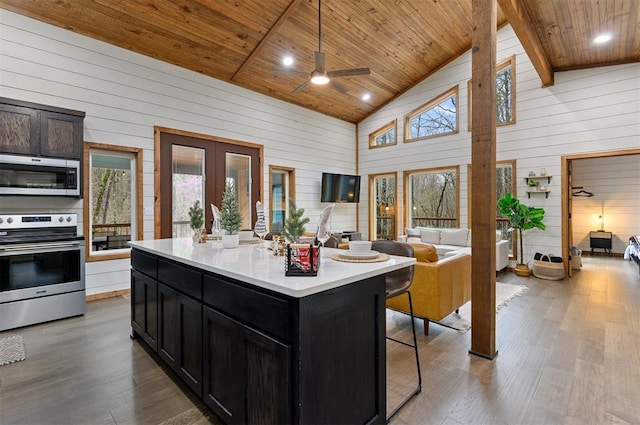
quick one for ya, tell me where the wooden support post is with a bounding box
[470,0,498,359]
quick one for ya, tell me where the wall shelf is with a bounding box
[525,175,552,184]
[525,189,551,198]
[525,175,552,198]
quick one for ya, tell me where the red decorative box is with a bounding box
[285,243,320,276]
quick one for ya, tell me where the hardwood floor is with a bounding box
[1,256,639,424]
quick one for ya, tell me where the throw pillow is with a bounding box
[420,228,441,245]
[405,227,420,237]
[410,243,438,263]
[440,228,469,246]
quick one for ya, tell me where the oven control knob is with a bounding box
[6,217,12,224]
[59,217,64,223]
[66,216,72,222]
[0,218,3,224]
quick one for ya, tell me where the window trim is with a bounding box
[403,165,460,229]
[467,55,516,131]
[83,142,143,262]
[404,86,459,143]
[368,172,398,240]
[368,120,397,149]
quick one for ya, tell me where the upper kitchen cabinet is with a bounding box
[0,97,85,160]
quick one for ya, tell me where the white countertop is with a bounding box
[129,238,415,298]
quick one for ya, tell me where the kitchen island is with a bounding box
[129,238,415,425]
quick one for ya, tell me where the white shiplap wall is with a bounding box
[358,25,640,265]
[571,155,640,255]
[0,10,357,296]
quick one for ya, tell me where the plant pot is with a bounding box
[514,263,533,277]
[192,228,207,243]
[222,233,239,249]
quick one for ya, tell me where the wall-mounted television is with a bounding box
[321,172,361,203]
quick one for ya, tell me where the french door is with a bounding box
[157,130,261,239]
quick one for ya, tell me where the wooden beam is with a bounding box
[470,0,497,359]
[231,0,303,81]
[497,0,554,87]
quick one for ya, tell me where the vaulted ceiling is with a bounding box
[1,0,638,123]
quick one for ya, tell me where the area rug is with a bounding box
[0,335,26,366]
[435,282,528,333]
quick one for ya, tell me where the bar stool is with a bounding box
[371,240,422,422]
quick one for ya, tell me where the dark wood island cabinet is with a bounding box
[129,240,414,424]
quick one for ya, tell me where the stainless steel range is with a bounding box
[0,213,85,331]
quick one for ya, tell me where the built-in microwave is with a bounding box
[0,154,80,197]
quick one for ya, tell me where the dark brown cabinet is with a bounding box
[0,103,40,155]
[158,283,203,396]
[0,97,84,160]
[203,306,290,424]
[130,248,387,425]
[131,270,158,351]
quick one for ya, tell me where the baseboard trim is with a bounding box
[86,289,131,302]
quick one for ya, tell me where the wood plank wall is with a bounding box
[357,25,640,263]
[0,9,357,296]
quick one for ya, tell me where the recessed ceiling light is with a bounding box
[593,33,612,44]
[282,56,294,66]
[362,93,371,101]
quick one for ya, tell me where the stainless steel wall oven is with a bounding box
[0,213,85,331]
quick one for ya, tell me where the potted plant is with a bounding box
[219,181,243,248]
[283,199,310,243]
[498,193,546,276]
[188,200,206,243]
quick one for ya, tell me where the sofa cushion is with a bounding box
[440,228,469,246]
[420,228,441,245]
[410,243,438,263]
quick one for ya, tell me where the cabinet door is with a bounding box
[158,283,180,371]
[40,111,83,159]
[157,283,203,396]
[131,270,158,351]
[178,294,203,396]
[203,306,290,425]
[0,103,39,155]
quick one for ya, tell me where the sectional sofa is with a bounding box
[399,227,510,272]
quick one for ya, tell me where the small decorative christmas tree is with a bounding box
[188,200,204,229]
[283,199,310,242]
[220,181,243,235]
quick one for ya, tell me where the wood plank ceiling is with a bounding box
[1,0,638,123]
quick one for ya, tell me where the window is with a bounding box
[171,145,205,238]
[404,86,458,142]
[84,143,142,261]
[496,56,515,125]
[369,173,396,240]
[467,160,517,256]
[404,166,459,228]
[368,120,397,148]
[269,166,295,233]
[468,55,516,130]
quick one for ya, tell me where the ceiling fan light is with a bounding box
[310,71,330,85]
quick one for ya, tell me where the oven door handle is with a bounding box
[0,241,82,255]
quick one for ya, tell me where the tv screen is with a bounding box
[321,172,361,203]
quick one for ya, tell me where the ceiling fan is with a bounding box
[272,0,370,94]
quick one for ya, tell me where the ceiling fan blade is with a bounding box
[271,69,310,77]
[293,80,311,93]
[328,68,371,77]
[330,80,348,94]
[314,51,326,72]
